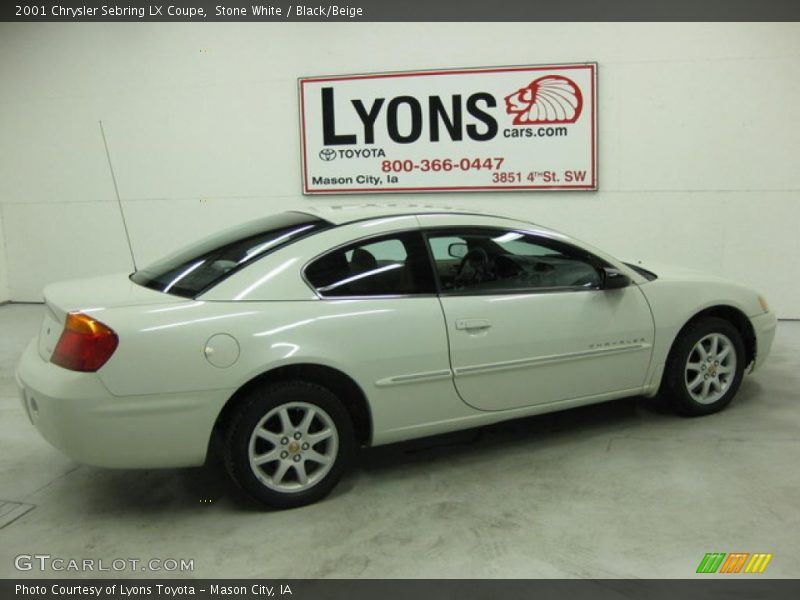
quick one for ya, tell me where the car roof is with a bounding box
[294,203,520,226]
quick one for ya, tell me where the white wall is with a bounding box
[0,208,8,302]
[0,23,798,316]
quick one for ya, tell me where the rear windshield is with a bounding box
[131,212,330,297]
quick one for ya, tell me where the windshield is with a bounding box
[131,212,330,297]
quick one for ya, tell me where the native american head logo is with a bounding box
[504,75,583,125]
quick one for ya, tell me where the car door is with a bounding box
[423,222,655,411]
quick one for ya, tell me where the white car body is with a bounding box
[16,206,777,472]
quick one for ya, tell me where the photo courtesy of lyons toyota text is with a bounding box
[0,3,798,593]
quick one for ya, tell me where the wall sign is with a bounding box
[299,63,597,194]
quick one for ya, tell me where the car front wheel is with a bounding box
[664,317,746,416]
[224,380,354,508]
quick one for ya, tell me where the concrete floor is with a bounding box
[0,303,798,579]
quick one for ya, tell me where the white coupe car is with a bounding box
[16,206,777,508]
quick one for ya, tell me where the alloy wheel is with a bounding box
[247,402,339,493]
[684,333,737,405]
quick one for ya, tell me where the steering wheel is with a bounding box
[455,247,491,287]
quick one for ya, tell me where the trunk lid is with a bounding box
[38,273,183,361]
[38,303,65,361]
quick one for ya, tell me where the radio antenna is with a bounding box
[99,120,138,271]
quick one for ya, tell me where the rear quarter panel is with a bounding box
[93,297,467,444]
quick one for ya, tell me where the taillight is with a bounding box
[51,312,119,372]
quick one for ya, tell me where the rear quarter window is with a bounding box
[305,232,436,297]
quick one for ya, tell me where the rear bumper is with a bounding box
[15,338,231,468]
[750,311,777,372]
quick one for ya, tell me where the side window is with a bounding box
[426,229,602,293]
[305,232,436,297]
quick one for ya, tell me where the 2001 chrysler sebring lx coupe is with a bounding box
[16,206,777,508]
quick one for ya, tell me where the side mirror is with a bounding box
[448,243,468,259]
[601,267,631,290]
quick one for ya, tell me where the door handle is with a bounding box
[455,318,492,331]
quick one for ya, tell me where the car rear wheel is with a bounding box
[664,317,745,416]
[224,380,354,508]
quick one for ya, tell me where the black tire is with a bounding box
[663,317,745,416]
[224,380,354,509]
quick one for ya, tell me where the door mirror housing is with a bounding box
[601,267,631,290]
[448,243,468,259]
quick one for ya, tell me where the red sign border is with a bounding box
[299,63,597,194]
